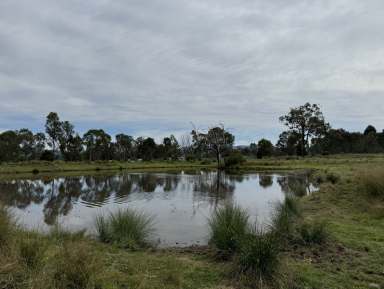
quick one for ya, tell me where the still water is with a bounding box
[0,171,316,247]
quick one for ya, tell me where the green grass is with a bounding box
[297,221,328,245]
[358,169,384,198]
[208,203,250,257]
[95,208,155,249]
[0,160,216,177]
[1,154,384,178]
[0,206,13,248]
[236,228,281,288]
[0,210,227,289]
[288,170,384,289]
[271,196,301,242]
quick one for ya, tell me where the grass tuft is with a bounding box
[208,203,250,257]
[359,169,384,198]
[236,227,281,288]
[271,196,301,242]
[95,208,155,249]
[298,221,328,245]
[325,172,340,184]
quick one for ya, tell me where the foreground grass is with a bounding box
[288,176,384,288]
[0,229,227,289]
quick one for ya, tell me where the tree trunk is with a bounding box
[301,127,306,157]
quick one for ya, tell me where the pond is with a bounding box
[0,171,316,247]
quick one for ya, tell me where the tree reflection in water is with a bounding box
[192,171,240,207]
[277,173,313,197]
[259,174,273,188]
[0,171,315,227]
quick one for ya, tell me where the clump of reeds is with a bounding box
[236,227,281,288]
[95,208,155,249]
[208,203,250,257]
[298,221,328,245]
[271,196,301,243]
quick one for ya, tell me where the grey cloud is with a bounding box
[0,0,384,144]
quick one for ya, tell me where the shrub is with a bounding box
[208,203,250,257]
[236,228,280,287]
[200,159,212,165]
[325,172,340,184]
[50,242,101,289]
[224,152,246,169]
[359,169,384,198]
[312,172,325,184]
[95,208,155,249]
[298,221,328,245]
[185,154,196,162]
[40,150,54,161]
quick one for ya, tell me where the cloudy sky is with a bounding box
[1,0,383,144]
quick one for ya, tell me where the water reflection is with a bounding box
[0,171,316,246]
[277,173,316,197]
[259,174,274,188]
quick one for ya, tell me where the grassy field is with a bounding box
[0,154,384,176]
[0,160,215,175]
[0,155,383,288]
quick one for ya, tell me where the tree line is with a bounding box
[0,104,383,164]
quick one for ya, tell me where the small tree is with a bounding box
[192,125,234,168]
[364,125,377,136]
[115,134,134,161]
[276,131,300,156]
[45,112,62,156]
[257,139,273,159]
[162,135,180,160]
[83,129,111,161]
[136,137,157,161]
[279,103,329,156]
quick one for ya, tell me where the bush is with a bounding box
[313,171,340,185]
[359,169,384,198]
[185,154,196,162]
[95,208,155,249]
[236,228,280,287]
[40,150,55,161]
[224,152,246,169]
[208,203,250,257]
[298,221,328,245]
[325,172,340,184]
[200,159,212,165]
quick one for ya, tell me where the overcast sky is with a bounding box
[0,0,383,144]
